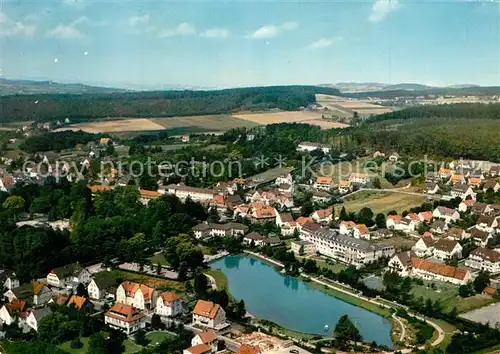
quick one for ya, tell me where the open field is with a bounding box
[246,166,294,188]
[315,94,394,116]
[95,269,185,292]
[233,111,349,129]
[335,191,427,215]
[459,302,500,327]
[151,114,259,132]
[56,118,166,133]
[411,281,498,313]
[373,235,416,251]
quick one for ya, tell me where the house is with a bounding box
[4,281,52,306]
[300,227,394,268]
[349,173,370,185]
[0,176,15,192]
[339,221,356,235]
[418,211,433,223]
[459,199,476,213]
[386,215,415,234]
[468,177,482,189]
[209,195,227,212]
[262,236,282,247]
[450,174,466,185]
[297,141,330,154]
[389,253,470,285]
[470,227,493,247]
[352,224,370,239]
[311,209,333,224]
[426,172,439,183]
[243,232,266,247]
[275,212,294,227]
[26,307,53,332]
[249,206,276,223]
[483,180,500,193]
[312,190,331,204]
[489,165,500,177]
[371,228,393,240]
[275,173,293,187]
[412,236,435,258]
[190,330,218,353]
[426,182,439,195]
[47,263,90,289]
[67,295,94,312]
[476,215,499,233]
[49,294,69,306]
[192,300,226,330]
[430,220,448,234]
[182,135,190,143]
[139,189,161,205]
[104,303,146,335]
[192,222,248,239]
[99,137,111,145]
[183,344,212,354]
[88,277,117,300]
[432,206,460,224]
[446,227,469,241]
[0,299,27,325]
[236,345,262,354]
[338,180,353,194]
[116,281,157,310]
[290,240,315,255]
[465,247,500,274]
[3,273,20,290]
[155,292,184,317]
[313,176,332,191]
[432,239,463,261]
[165,183,216,203]
[472,203,492,215]
[438,168,452,179]
[451,184,476,200]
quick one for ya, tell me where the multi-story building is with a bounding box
[116,281,156,310]
[155,292,184,317]
[192,300,226,330]
[192,222,248,239]
[465,247,500,274]
[165,183,216,202]
[46,263,90,289]
[104,303,146,335]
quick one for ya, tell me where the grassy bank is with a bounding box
[203,268,228,290]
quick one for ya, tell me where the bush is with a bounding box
[70,337,83,349]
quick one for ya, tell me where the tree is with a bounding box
[2,195,25,219]
[473,271,491,293]
[134,329,148,346]
[357,207,374,226]
[151,313,163,330]
[236,299,246,320]
[71,337,83,349]
[301,200,314,217]
[373,177,382,189]
[87,332,107,354]
[375,213,386,229]
[334,314,362,348]
[194,273,209,297]
[156,263,162,275]
[339,206,348,221]
[76,283,88,297]
[458,284,475,298]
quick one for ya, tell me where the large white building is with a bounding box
[465,247,500,274]
[104,303,146,335]
[116,281,156,310]
[46,263,90,289]
[164,183,217,202]
[192,300,226,330]
[300,226,394,268]
[155,292,184,317]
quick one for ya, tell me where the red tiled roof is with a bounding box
[185,344,212,354]
[411,257,468,280]
[89,185,111,193]
[316,176,332,184]
[139,189,161,199]
[197,330,217,344]
[105,303,144,323]
[159,292,181,303]
[419,211,433,222]
[236,345,262,354]
[193,300,221,319]
[119,281,154,300]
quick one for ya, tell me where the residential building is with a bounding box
[275,173,294,187]
[0,299,27,325]
[4,281,52,306]
[236,345,262,354]
[183,344,212,354]
[139,189,161,205]
[67,295,94,312]
[155,292,184,317]
[489,165,500,177]
[338,180,353,194]
[430,220,448,234]
[450,174,466,185]
[249,205,276,223]
[412,236,435,258]
[468,177,482,189]
[275,212,294,227]
[446,227,469,241]
[243,232,266,247]
[312,190,331,204]
[432,239,463,261]
[349,173,370,185]
[116,281,156,310]
[389,253,470,285]
[465,248,500,274]
[476,215,499,233]
[426,183,439,195]
[165,183,216,202]
[46,263,90,289]
[26,307,53,332]
[418,211,433,223]
[297,141,330,154]
[192,222,248,239]
[470,227,493,247]
[88,277,117,300]
[89,184,111,194]
[438,168,452,180]
[192,300,226,330]
[262,236,282,247]
[190,330,218,353]
[290,240,316,256]
[311,209,333,224]
[313,176,332,191]
[451,184,476,200]
[300,227,394,268]
[104,303,146,335]
[459,199,476,213]
[3,273,19,290]
[432,206,460,224]
[483,180,500,193]
[352,224,370,239]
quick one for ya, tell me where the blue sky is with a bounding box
[1,0,499,89]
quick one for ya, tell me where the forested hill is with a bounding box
[346,86,500,99]
[0,85,340,122]
[366,103,500,123]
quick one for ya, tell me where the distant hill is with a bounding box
[0,85,341,122]
[0,78,126,95]
[321,82,486,93]
[382,83,434,91]
[345,86,500,99]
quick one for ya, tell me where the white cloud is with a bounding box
[369,0,400,22]
[0,12,36,37]
[129,14,150,27]
[247,21,298,39]
[61,0,86,9]
[46,16,88,39]
[308,36,343,50]
[200,28,230,38]
[158,22,196,38]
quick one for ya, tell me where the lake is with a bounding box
[211,255,393,347]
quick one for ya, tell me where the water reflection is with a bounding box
[224,255,241,269]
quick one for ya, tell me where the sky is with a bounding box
[0,0,499,89]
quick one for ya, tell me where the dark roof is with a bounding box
[470,227,491,241]
[244,232,265,241]
[278,212,294,223]
[431,220,446,230]
[477,215,496,227]
[92,276,117,291]
[32,307,53,321]
[51,263,84,279]
[262,236,281,245]
[484,180,499,189]
[470,247,500,262]
[433,239,459,252]
[452,184,469,193]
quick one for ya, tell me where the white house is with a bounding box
[116,281,157,310]
[313,176,332,191]
[451,184,476,200]
[339,221,356,235]
[46,263,90,289]
[192,300,227,330]
[338,180,353,194]
[3,274,20,290]
[349,173,370,185]
[105,303,146,335]
[432,206,460,224]
[0,300,26,326]
[311,209,333,224]
[155,292,184,317]
[243,232,266,247]
[290,240,316,256]
[459,199,476,213]
[412,236,435,258]
[432,239,463,261]
[190,330,218,353]
[275,173,293,187]
[476,215,499,234]
[470,227,493,247]
[26,307,53,332]
[165,183,216,203]
[192,222,248,239]
[183,344,212,354]
[483,180,500,193]
[88,277,116,300]
[426,183,439,195]
[465,247,500,274]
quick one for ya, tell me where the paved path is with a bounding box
[244,250,285,267]
[305,275,445,352]
[204,273,217,290]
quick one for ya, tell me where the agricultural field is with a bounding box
[335,191,427,215]
[56,118,166,133]
[233,111,349,129]
[315,94,394,117]
[151,114,259,133]
[94,269,185,292]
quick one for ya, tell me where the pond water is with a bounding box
[211,255,393,347]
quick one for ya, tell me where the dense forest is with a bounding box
[366,103,500,123]
[0,85,341,122]
[349,86,500,99]
[19,131,105,153]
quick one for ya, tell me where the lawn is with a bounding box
[203,268,228,290]
[410,281,498,313]
[335,191,427,216]
[431,318,457,350]
[94,269,185,292]
[58,337,90,354]
[311,257,348,273]
[145,331,175,345]
[148,253,170,266]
